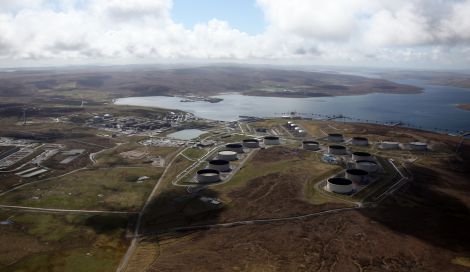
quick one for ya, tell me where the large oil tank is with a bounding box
[208,159,231,172]
[326,177,354,194]
[196,169,220,183]
[328,145,347,155]
[264,136,280,145]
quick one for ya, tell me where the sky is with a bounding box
[0,0,470,69]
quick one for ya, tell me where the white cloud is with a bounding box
[0,0,469,68]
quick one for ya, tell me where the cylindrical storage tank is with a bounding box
[287,121,293,126]
[196,169,220,183]
[328,145,347,155]
[352,151,372,161]
[328,133,344,142]
[242,139,260,148]
[225,143,244,153]
[326,178,354,194]
[294,127,301,131]
[409,142,427,151]
[264,136,280,145]
[217,150,238,161]
[303,141,320,151]
[380,141,399,150]
[289,124,297,130]
[208,159,230,172]
[352,137,369,146]
[346,169,369,185]
[355,160,379,173]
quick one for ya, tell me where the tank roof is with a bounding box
[328,177,352,185]
[209,159,229,165]
[242,139,259,143]
[197,169,220,175]
[346,168,368,175]
[303,140,319,144]
[329,145,346,149]
[353,151,371,156]
[352,137,368,141]
[218,150,237,155]
[328,133,343,137]
[226,143,243,148]
[264,136,279,140]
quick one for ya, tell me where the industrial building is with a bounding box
[242,139,260,148]
[328,133,344,142]
[380,141,399,149]
[326,177,354,194]
[328,145,347,155]
[217,150,238,161]
[409,142,428,151]
[346,168,369,185]
[302,140,320,151]
[264,136,280,145]
[352,151,372,161]
[351,137,369,146]
[208,159,231,172]
[225,143,244,153]
[355,160,379,173]
[196,169,221,183]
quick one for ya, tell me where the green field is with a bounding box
[0,211,129,272]
[0,167,162,211]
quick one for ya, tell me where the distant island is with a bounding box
[456,104,470,111]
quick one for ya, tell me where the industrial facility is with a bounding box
[208,159,231,172]
[409,142,428,151]
[302,140,320,151]
[225,143,244,153]
[328,133,344,142]
[217,150,238,161]
[352,151,373,161]
[196,169,221,183]
[355,160,379,173]
[264,136,280,145]
[346,168,369,185]
[242,139,260,148]
[380,141,399,150]
[351,137,369,146]
[328,145,347,155]
[326,177,354,194]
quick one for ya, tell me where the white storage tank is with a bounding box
[289,123,297,130]
[409,142,427,151]
[352,137,369,146]
[196,169,220,183]
[380,141,399,150]
[208,159,231,172]
[303,140,320,151]
[217,150,238,161]
[328,133,344,142]
[225,143,244,153]
[264,136,280,145]
[328,145,347,155]
[326,178,354,194]
[355,160,379,173]
[352,151,372,161]
[346,168,369,185]
[242,139,260,148]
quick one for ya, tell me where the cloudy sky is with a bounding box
[1,0,470,68]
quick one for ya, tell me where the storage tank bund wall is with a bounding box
[225,143,244,153]
[327,177,354,194]
[346,168,369,185]
[328,145,347,155]
[196,169,221,183]
[217,150,238,161]
[208,159,231,172]
[242,139,260,148]
[264,136,280,145]
[352,137,369,146]
[328,133,344,142]
[303,141,320,151]
[352,151,372,161]
[355,160,379,173]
